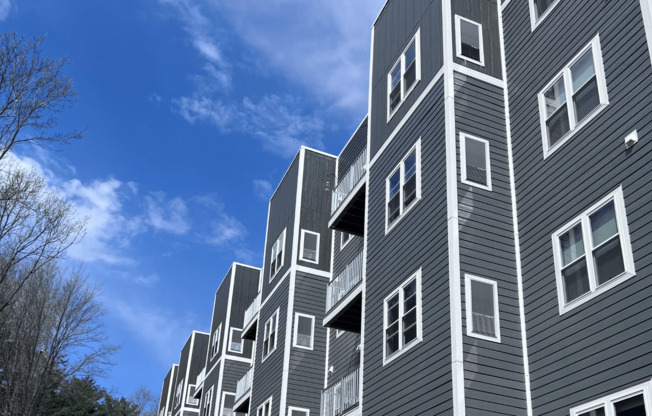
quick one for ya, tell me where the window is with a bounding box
[288,407,310,416]
[270,229,286,279]
[262,309,279,360]
[455,15,484,65]
[202,387,213,416]
[460,133,491,190]
[336,329,345,338]
[210,324,221,359]
[386,139,421,231]
[187,385,199,406]
[257,397,273,416]
[300,230,320,264]
[570,380,651,416]
[383,270,422,364]
[293,313,315,350]
[529,0,562,28]
[538,35,608,157]
[340,232,352,250]
[465,275,500,342]
[229,328,243,353]
[221,393,236,416]
[388,29,421,119]
[174,379,183,407]
[552,187,635,314]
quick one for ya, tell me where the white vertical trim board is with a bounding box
[641,0,652,67]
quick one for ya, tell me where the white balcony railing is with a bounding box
[320,368,360,416]
[331,149,367,214]
[243,294,261,330]
[235,367,253,402]
[326,251,364,312]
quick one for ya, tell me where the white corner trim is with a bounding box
[641,0,652,67]
[291,148,305,269]
[279,272,296,416]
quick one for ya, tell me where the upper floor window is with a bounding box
[460,133,491,190]
[388,29,421,120]
[210,324,221,359]
[202,387,213,416]
[229,328,243,353]
[529,0,562,29]
[186,385,199,406]
[293,313,315,350]
[570,380,651,416]
[552,187,635,314]
[174,379,183,407]
[455,15,484,66]
[383,269,422,365]
[257,397,273,416]
[538,35,608,158]
[270,229,286,279]
[300,229,320,264]
[262,309,279,360]
[288,407,310,416]
[386,139,421,232]
[465,275,500,342]
[340,232,352,250]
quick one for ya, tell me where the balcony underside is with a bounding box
[241,319,257,341]
[329,183,365,236]
[233,394,250,413]
[323,285,362,332]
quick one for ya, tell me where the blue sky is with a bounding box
[0,0,385,399]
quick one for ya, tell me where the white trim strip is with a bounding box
[641,0,652,68]
[452,63,504,88]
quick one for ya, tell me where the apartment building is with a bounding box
[167,331,209,416]
[158,0,652,415]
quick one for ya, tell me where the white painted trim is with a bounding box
[222,267,236,356]
[340,231,353,251]
[372,0,391,27]
[292,148,305,270]
[384,138,422,235]
[387,28,422,122]
[288,406,310,416]
[295,265,331,278]
[219,392,235,416]
[280,272,296,416]
[269,151,303,202]
[260,268,291,312]
[455,15,485,66]
[299,229,320,264]
[292,312,315,350]
[300,145,337,159]
[501,0,512,10]
[328,176,367,229]
[552,186,636,315]
[209,323,222,361]
[261,308,280,362]
[453,64,504,88]
[269,228,287,282]
[257,396,273,416]
[528,0,563,32]
[570,378,652,415]
[202,385,214,416]
[222,355,253,364]
[323,282,364,327]
[260,200,271,293]
[460,133,492,191]
[231,262,262,270]
[464,274,501,343]
[228,327,243,354]
[641,0,652,67]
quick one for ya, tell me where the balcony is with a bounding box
[329,149,366,236]
[242,294,261,340]
[192,367,206,399]
[233,367,253,413]
[321,368,360,416]
[323,252,363,332]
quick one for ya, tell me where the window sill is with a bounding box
[558,270,636,315]
[385,197,421,235]
[383,336,422,366]
[543,103,608,159]
[387,80,420,124]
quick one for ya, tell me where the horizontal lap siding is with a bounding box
[222,359,250,396]
[229,265,260,361]
[201,363,220,415]
[173,337,192,415]
[207,268,232,369]
[364,81,453,415]
[326,329,361,388]
[337,118,368,179]
[504,0,652,414]
[454,73,527,415]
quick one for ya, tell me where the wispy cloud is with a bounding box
[144,191,191,235]
[0,0,11,21]
[206,214,246,247]
[133,273,161,288]
[253,179,273,201]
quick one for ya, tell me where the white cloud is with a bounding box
[0,0,11,21]
[206,214,246,247]
[253,179,273,201]
[144,191,191,235]
[133,273,161,288]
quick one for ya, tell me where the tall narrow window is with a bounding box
[270,229,286,279]
[300,230,320,264]
[388,29,421,118]
[465,275,500,342]
[210,324,221,359]
[386,139,421,231]
[383,270,422,364]
[257,397,273,416]
[221,393,236,416]
[570,380,651,416]
[293,313,315,350]
[202,387,213,416]
[229,328,243,353]
[187,385,199,406]
[455,15,484,65]
[262,310,279,360]
[460,133,491,190]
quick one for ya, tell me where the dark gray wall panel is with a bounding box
[222,359,251,396]
[207,267,233,370]
[337,118,368,180]
[158,365,177,414]
[199,361,220,416]
[228,265,260,360]
[333,232,364,277]
[174,334,192,413]
[326,329,361,388]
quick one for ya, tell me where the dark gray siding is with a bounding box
[251,276,289,415]
[454,73,527,415]
[297,150,336,272]
[200,362,220,416]
[173,335,192,414]
[189,333,209,401]
[364,81,452,415]
[158,365,177,414]
[370,0,444,158]
[287,272,329,414]
[222,359,251,397]
[207,267,233,370]
[337,118,368,180]
[451,0,502,79]
[326,329,360,388]
[333,232,364,277]
[228,265,260,360]
[504,0,652,413]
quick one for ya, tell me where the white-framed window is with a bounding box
[528,0,562,30]
[202,386,213,416]
[270,229,286,280]
[221,392,236,416]
[288,406,310,416]
[388,28,421,120]
[187,384,199,406]
[340,232,352,250]
[386,139,421,232]
[464,275,500,342]
[570,379,652,416]
[336,329,345,338]
[455,15,484,66]
[257,396,273,416]
[460,133,492,190]
[228,327,243,354]
[383,269,422,365]
[210,324,221,359]
[552,187,635,314]
[538,35,608,158]
[174,379,184,407]
[293,313,315,350]
[262,309,279,360]
[300,229,320,264]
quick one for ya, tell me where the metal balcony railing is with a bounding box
[235,367,253,402]
[331,149,367,214]
[326,252,364,312]
[320,368,360,416]
[243,294,261,330]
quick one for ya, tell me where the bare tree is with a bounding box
[0,32,83,162]
[129,385,159,416]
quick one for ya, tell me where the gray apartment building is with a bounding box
[158,0,652,415]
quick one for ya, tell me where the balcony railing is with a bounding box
[243,294,261,329]
[320,368,360,416]
[235,367,253,402]
[326,252,364,312]
[331,149,367,214]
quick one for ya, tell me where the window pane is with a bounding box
[534,0,556,18]
[615,394,646,416]
[402,308,417,343]
[546,104,570,146]
[390,65,401,111]
[571,49,595,92]
[230,330,242,352]
[386,323,399,354]
[471,280,494,317]
[594,236,625,285]
[578,408,605,416]
[386,295,399,324]
[560,224,585,267]
[297,316,313,347]
[404,152,417,180]
[404,42,417,91]
[404,282,417,312]
[302,232,318,261]
[389,170,401,199]
[460,20,481,61]
[573,77,600,123]
[590,201,618,247]
[563,257,590,302]
[544,77,567,117]
[403,176,417,208]
[465,137,488,186]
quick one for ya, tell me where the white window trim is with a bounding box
[552,186,635,315]
[210,323,221,359]
[460,133,492,191]
[383,269,423,366]
[174,379,183,407]
[336,329,345,338]
[262,309,279,362]
[220,392,235,416]
[288,406,311,416]
[270,229,286,281]
[570,379,652,415]
[299,229,320,264]
[464,274,501,343]
[528,0,563,31]
[340,232,352,250]
[186,384,199,406]
[385,138,422,234]
[454,15,485,66]
[257,396,273,416]
[228,327,243,354]
[203,386,213,416]
[538,35,609,159]
[293,313,315,350]
[387,28,422,122]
